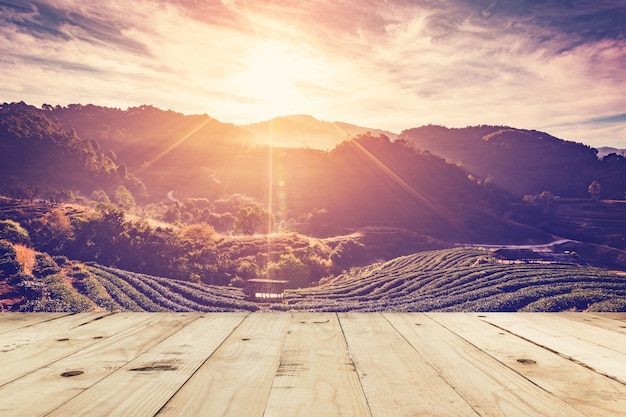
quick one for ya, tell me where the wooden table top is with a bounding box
[1,312,626,416]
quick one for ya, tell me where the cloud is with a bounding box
[0,0,624,147]
[590,113,626,124]
[0,0,149,53]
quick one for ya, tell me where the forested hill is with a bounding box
[0,102,133,196]
[47,103,254,170]
[46,103,256,200]
[399,125,626,199]
[221,134,552,243]
[1,101,555,244]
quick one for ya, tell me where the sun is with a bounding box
[246,41,297,95]
[230,39,328,118]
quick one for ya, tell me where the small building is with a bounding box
[244,279,289,302]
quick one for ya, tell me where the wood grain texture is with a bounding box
[157,313,290,417]
[46,313,248,417]
[0,313,70,334]
[1,312,625,417]
[430,313,626,417]
[385,313,588,417]
[592,312,626,321]
[562,312,626,336]
[339,312,479,417]
[263,313,371,417]
[0,312,138,386]
[0,313,199,417]
[477,312,626,384]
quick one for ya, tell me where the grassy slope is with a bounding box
[282,248,626,312]
[546,200,626,250]
[6,246,624,313]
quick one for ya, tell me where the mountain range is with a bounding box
[2,102,625,240]
[2,101,626,312]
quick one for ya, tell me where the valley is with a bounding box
[1,102,626,312]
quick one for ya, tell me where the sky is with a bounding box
[1,0,625,148]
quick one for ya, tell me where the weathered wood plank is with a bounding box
[0,313,200,417]
[0,312,103,352]
[0,313,134,386]
[157,313,290,417]
[339,312,480,417]
[46,313,248,417]
[560,312,626,336]
[0,313,71,334]
[592,312,626,322]
[517,313,626,355]
[385,313,588,417]
[477,313,626,385]
[430,313,626,417]
[2,312,626,417]
[262,313,372,417]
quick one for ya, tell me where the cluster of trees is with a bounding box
[0,102,149,204]
[1,200,332,288]
[150,194,274,235]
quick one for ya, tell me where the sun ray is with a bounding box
[140,116,213,169]
[266,118,276,278]
[350,139,459,225]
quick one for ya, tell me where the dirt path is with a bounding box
[461,239,577,252]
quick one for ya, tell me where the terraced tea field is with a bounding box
[85,248,626,312]
[86,265,259,312]
[283,248,626,312]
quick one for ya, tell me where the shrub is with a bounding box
[0,241,21,278]
[32,253,61,278]
[52,255,70,266]
[0,219,30,245]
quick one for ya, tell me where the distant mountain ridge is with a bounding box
[598,146,626,159]
[399,125,626,199]
[0,102,127,194]
[240,114,398,150]
[2,101,625,242]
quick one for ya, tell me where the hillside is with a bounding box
[222,134,552,243]
[598,147,626,158]
[399,125,626,199]
[0,240,259,312]
[283,248,626,312]
[3,101,619,246]
[3,242,625,312]
[240,114,398,150]
[4,102,538,246]
[2,101,625,314]
[512,199,626,251]
[0,102,128,196]
[47,103,255,201]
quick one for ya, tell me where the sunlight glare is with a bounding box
[229,40,328,118]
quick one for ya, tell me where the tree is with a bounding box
[29,209,74,253]
[588,180,601,203]
[266,253,310,287]
[22,184,39,204]
[114,185,135,210]
[46,187,72,205]
[234,206,274,235]
[0,241,21,278]
[70,206,128,264]
[177,224,219,284]
[180,224,217,249]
